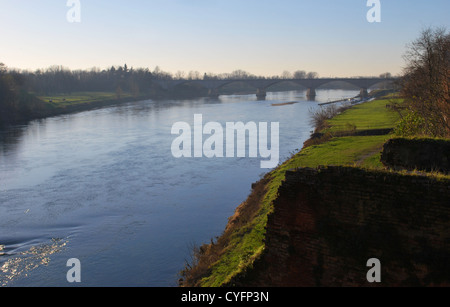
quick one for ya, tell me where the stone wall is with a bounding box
[232,166,450,287]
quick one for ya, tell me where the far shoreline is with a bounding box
[1,88,393,129]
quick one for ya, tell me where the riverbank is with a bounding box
[179,93,450,287]
[1,85,210,128]
[38,93,156,119]
[0,91,156,128]
[1,88,395,128]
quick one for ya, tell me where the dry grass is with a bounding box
[179,175,271,287]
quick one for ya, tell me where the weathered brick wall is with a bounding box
[381,138,450,173]
[235,167,450,287]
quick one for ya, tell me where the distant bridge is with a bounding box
[152,77,397,100]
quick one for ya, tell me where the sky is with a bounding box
[0,0,449,77]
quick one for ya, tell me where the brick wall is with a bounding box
[232,167,450,287]
[381,138,450,173]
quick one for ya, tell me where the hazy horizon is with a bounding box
[1,0,449,77]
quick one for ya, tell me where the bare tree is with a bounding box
[294,70,306,79]
[401,27,450,136]
[281,71,292,79]
[187,71,201,80]
[174,71,186,80]
[0,62,6,75]
[229,69,252,79]
[306,71,319,79]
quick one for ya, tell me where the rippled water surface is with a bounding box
[0,90,357,286]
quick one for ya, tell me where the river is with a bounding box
[0,89,358,286]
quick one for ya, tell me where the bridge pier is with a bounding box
[360,88,369,99]
[256,88,267,100]
[306,88,316,100]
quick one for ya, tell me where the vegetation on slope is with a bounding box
[180,26,450,287]
[179,95,403,287]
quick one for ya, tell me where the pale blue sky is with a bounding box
[0,0,449,77]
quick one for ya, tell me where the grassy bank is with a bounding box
[0,91,152,128]
[181,95,405,287]
[326,98,403,133]
[14,91,154,126]
[37,92,136,107]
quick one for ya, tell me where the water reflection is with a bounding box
[0,238,69,287]
[0,126,27,157]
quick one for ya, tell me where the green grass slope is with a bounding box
[191,97,403,287]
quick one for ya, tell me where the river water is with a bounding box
[0,89,358,287]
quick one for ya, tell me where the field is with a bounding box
[37,92,136,108]
[326,98,403,133]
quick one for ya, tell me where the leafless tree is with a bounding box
[380,72,392,79]
[281,70,292,79]
[306,71,319,79]
[401,27,450,136]
[294,70,306,79]
[187,70,201,80]
[174,71,186,80]
[0,62,6,75]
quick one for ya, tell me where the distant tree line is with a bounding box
[0,63,324,125]
[201,69,320,80]
[0,62,49,126]
[15,64,154,96]
[7,65,324,95]
[1,64,325,98]
[5,62,394,98]
[399,27,450,137]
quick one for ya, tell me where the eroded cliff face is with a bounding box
[230,167,450,287]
